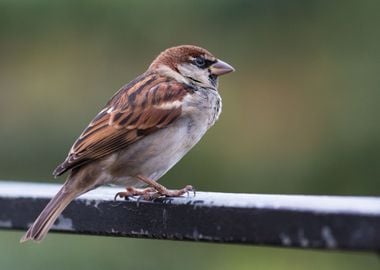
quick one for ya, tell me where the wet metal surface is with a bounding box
[0,181,379,251]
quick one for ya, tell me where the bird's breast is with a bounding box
[182,88,222,128]
[107,89,222,185]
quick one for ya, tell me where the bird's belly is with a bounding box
[109,115,208,187]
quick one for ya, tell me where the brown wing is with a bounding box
[53,72,194,176]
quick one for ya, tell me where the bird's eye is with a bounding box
[194,57,206,68]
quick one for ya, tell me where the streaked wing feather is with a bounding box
[53,73,192,176]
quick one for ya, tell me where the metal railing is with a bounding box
[0,181,379,252]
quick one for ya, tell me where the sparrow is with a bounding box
[20,45,234,243]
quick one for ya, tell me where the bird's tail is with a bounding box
[20,183,80,243]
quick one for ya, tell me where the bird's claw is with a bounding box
[114,187,156,201]
[114,184,196,202]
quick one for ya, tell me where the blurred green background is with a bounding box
[0,0,379,269]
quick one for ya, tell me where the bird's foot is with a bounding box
[136,174,195,199]
[114,175,196,201]
[114,186,156,201]
[153,184,195,198]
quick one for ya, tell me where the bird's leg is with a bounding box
[114,186,156,200]
[136,175,195,198]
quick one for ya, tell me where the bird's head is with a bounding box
[149,45,235,89]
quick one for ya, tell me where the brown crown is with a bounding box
[149,45,215,71]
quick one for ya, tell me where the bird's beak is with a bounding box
[210,59,235,76]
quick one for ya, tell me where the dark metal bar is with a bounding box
[0,181,379,251]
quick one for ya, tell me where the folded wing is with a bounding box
[53,73,193,176]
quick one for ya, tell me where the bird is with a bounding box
[20,45,234,243]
